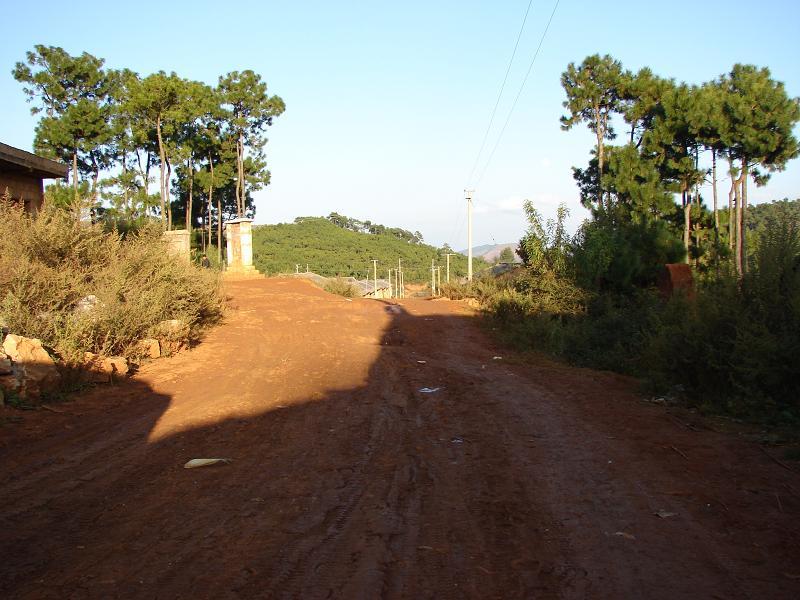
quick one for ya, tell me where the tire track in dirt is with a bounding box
[1,279,798,599]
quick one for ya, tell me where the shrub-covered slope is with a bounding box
[0,204,223,362]
[252,217,481,283]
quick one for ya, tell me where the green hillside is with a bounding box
[252,216,482,283]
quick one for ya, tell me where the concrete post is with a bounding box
[223,218,260,278]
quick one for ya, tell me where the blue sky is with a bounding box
[2,0,799,248]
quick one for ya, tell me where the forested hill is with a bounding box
[252,217,480,282]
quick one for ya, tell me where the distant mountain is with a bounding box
[458,243,522,263]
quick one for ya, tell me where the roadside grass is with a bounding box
[0,202,224,364]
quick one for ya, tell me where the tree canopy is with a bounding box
[13,45,284,239]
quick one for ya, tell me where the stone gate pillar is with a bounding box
[224,218,258,276]
[161,230,191,262]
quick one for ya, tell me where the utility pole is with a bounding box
[437,265,442,293]
[445,253,456,283]
[397,258,403,299]
[388,269,393,298]
[371,259,378,298]
[431,259,436,297]
[465,189,474,281]
[306,264,309,273]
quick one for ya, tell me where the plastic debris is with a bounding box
[184,458,232,469]
[492,356,503,360]
[417,360,427,364]
[654,510,678,519]
[418,387,441,394]
[614,531,636,540]
[451,437,464,444]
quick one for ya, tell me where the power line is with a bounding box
[466,0,535,187]
[475,0,560,187]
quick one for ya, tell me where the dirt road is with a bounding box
[1,278,798,599]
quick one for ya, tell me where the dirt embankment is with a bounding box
[1,278,798,599]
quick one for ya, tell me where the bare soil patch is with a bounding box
[1,278,798,598]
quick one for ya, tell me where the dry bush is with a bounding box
[323,277,358,298]
[0,202,223,363]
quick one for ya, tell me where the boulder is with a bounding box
[137,338,161,359]
[0,347,11,375]
[1,334,61,400]
[83,352,111,383]
[82,353,128,383]
[155,319,189,338]
[103,356,129,376]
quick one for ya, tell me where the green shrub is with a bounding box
[0,203,223,363]
[471,205,800,423]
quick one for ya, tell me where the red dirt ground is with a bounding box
[1,277,798,599]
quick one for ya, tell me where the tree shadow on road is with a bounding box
[2,293,799,600]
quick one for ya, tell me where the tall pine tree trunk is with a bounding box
[156,116,166,226]
[740,158,748,275]
[683,187,691,264]
[217,197,223,266]
[90,155,99,223]
[711,149,719,234]
[208,155,214,254]
[237,133,246,217]
[72,150,80,218]
[234,136,242,218]
[734,171,744,277]
[595,105,604,212]
[728,186,735,251]
[166,158,172,230]
[186,157,194,232]
[694,149,701,261]
[122,154,129,217]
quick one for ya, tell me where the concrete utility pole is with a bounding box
[371,259,378,298]
[465,189,474,281]
[437,266,442,293]
[397,258,403,299]
[445,253,456,283]
[388,269,393,298]
[431,259,436,297]
[306,264,309,273]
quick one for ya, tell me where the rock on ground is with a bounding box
[1,334,61,400]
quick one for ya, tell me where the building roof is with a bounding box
[0,142,69,179]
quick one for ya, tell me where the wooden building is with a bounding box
[0,142,68,213]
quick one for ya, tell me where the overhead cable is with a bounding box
[475,0,560,187]
[466,0,536,187]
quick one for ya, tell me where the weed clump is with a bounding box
[323,277,358,298]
